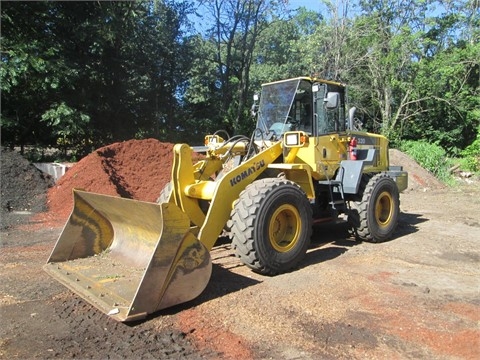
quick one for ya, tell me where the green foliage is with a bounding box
[1,0,194,149]
[1,0,478,158]
[40,102,90,155]
[406,40,480,153]
[460,126,480,172]
[399,140,452,183]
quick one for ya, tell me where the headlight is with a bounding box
[285,133,299,146]
[204,135,224,146]
[283,131,308,148]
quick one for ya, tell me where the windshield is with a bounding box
[256,79,300,138]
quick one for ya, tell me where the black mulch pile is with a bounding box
[1,148,54,229]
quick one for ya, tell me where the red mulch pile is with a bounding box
[31,139,178,228]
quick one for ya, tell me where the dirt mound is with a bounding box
[1,149,54,229]
[389,149,445,192]
[42,139,176,223]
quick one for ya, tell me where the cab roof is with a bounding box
[261,76,346,88]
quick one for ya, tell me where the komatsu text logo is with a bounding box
[230,160,266,186]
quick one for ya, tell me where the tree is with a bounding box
[349,0,479,148]
[1,1,76,152]
[187,0,281,135]
[1,0,196,154]
[407,31,479,152]
[2,0,478,156]
[298,0,357,80]
[251,8,322,84]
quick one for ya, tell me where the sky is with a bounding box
[191,0,326,34]
[287,0,324,12]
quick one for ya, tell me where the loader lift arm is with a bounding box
[171,140,284,251]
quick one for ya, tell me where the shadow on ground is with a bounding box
[396,212,429,237]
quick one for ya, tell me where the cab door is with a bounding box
[313,83,345,135]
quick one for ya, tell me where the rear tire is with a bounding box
[349,172,400,243]
[230,178,312,275]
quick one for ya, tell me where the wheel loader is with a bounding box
[45,77,408,322]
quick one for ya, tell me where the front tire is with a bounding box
[230,178,312,275]
[349,173,400,243]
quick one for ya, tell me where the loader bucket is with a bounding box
[44,189,212,322]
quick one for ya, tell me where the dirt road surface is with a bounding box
[1,181,479,359]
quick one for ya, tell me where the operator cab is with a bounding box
[253,77,346,140]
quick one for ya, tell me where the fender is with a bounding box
[267,163,315,199]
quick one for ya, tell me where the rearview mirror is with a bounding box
[324,92,339,109]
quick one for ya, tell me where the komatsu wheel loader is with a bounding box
[45,77,408,322]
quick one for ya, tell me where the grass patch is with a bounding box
[399,140,454,184]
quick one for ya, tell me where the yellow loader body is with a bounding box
[45,77,408,322]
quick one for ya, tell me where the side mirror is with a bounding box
[347,106,363,131]
[324,92,339,109]
[251,93,259,117]
[348,107,356,130]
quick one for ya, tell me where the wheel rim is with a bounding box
[268,204,301,252]
[375,191,394,228]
